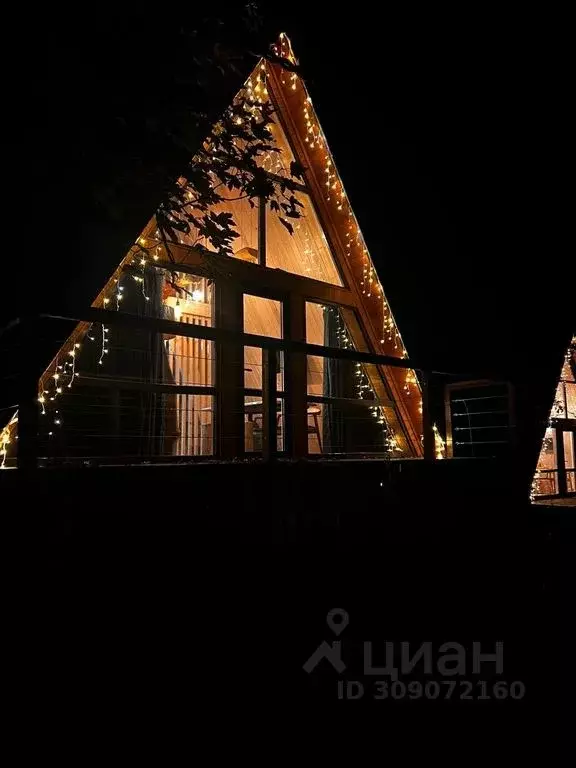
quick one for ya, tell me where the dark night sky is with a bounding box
[4,6,573,462]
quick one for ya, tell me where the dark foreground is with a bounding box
[5,458,576,737]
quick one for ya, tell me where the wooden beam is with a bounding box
[283,293,307,458]
[41,309,426,372]
[148,245,357,308]
[258,196,267,267]
[77,376,216,397]
[214,281,244,460]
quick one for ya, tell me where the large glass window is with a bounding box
[304,301,409,457]
[181,189,343,286]
[157,112,343,285]
[533,427,576,497]
[265,197,343,285]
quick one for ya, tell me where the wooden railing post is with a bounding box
[283,294,307,459]
[214,282,244,460]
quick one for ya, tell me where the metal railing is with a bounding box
[1,311,515,469]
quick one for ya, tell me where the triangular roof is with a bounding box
[1,33,424,465]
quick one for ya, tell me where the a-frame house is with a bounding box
[1,34,425,468]
[532,336,576,499]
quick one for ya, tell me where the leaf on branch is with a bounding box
[159,223,179,243]
[279,217,294,235]
[290,160,306,180]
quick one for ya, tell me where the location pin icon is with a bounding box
[326,608,349,636]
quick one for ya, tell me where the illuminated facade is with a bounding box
[532,336,576,499]
[1,34,426,468]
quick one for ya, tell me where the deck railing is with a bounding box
[2,310,515,469]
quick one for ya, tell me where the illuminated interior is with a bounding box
[174,116,343,287]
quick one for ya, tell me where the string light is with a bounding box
[0,431,10,468]
[433,424,446,460]
[276,34,424,440]
[115,279,124,310]
[99,324,109,365]
[0,413,17,469]
[67,346,78,388]
[329,305,400,453]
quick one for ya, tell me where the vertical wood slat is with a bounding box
[167,309,215,457]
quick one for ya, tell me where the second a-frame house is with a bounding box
[532,336,576,500]
[1,34,425,467]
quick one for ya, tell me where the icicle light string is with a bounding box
[0,413,17,468]
[327,305,400,453]
[1,436,9,468]
[99,324,109,365]
[273,33,419,403]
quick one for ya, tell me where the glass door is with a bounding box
[242,293,285,453]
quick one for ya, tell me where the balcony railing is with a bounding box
[1,310,515,469]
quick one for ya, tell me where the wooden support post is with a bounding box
[422,371,435,461]
[283,294,307,458]
[262,348,278,461]
[556,427,567,497]
[214,281,244,460]
[258,196,266,267]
